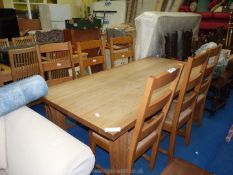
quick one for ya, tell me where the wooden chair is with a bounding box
[109,36,134,68]
[159,51,209,161]
[0,38,10,48]
[194,45,222,125]
[160,158,213,175]
[12,35,35,46]
[205,46,231,116]
[0,38,10,66]
[89,65,183,174]
[77,39,106,77]
[36,41,76,86]
[8,47,43,81]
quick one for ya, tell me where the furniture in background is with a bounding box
[12,35,35,46]
[64,29,101,51]
[135,12,201,59]
[0,106,95,175]
[77,39,106,77]
[0,38,10,69]
[0,9,20,40]
[0,63,11,86]
[194,45,222,125]
[17,18,41,36]
[36,41,75,86]
[206,56,233,116]
[35,30,64,45]
[197,12,230,47]
[0,38,9,48]
[64,28,102,72]
[160,158,213,175]
[8,47,43,82]
[160,51,209,161]
[89,65,183,174]
[197,12,230,30]
[44,58,200,175]
[108,36,135,68]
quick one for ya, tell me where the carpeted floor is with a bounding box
[32,92,233,175]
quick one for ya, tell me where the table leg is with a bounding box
[109,132,128,175]
[45,104,67,130]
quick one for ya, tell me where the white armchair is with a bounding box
[0,106,95,175]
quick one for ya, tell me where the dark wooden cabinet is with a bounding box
[63,28,101,51]
[63,28,102,73]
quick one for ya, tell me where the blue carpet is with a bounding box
[31,92,233,175]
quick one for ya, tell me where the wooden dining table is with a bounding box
[44,57,199,174]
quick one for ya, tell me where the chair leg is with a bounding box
[168,127,177,162]
[149,134,159,170]
[184,116,193,145]
[197,99,205,127]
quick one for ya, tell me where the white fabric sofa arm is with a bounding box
[4,107,95,175]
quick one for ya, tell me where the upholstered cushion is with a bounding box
[4,107,95,175]
[0,117,7,169]
[165,101,192,125]
[35,30,64,45]
[0,170,7,175]
[0,75,48,117]
[93,125,157,153]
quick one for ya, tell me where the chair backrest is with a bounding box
[109,36,134,68]
[0,69,3,86]
[77,39,106,77]
[127,64,183,173]
[8,47,43,81]
[36,41,75,86]
[12,36,35,46]
[0,38,10,49]
[172,50,209,126]
[199,44,222,95]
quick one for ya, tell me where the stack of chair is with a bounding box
[12,35,35,46]
[194,45,222,123]
[159,50,209,161]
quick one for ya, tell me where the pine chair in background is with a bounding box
[8,47,43,81]
[89,65,183,175]
[194,44,222,126]
[159,51,209,161]
[109,36,134,68]
[36,41,76,86]
[0,38,10,48]
[12,35,35,46]
[77,39,106,77]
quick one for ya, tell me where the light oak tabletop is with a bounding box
[45,57,191,140]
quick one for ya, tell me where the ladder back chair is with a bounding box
[8,47,43,81]
[77,39,106,77]
[109,36,135,68]
[160,51,209,161]
[0,38,10,66]
[0,69,3,86]
[194,44,222,126]
[12,35,35,46]
[0,38,10,48]
[89,65,183,175]
[36,41,76,86]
